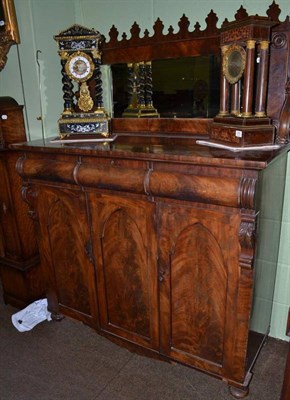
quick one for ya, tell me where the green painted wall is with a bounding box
[0,0,289,340]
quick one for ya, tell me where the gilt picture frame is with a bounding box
[0,0,20,70]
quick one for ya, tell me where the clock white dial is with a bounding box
[65,51,94,82]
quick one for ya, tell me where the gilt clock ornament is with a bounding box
[54,25,110,138]
[222,44,246,85]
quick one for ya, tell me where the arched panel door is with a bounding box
[89,193,159,350]
[158,202,240,378]
[34,186,98,326]
[171,222,227,364]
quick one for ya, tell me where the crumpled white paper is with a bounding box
[11,299,52,332]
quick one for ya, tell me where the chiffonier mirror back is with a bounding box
[101,1,289,145]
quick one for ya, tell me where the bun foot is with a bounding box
[229,385,249,398]
[51,312,64,321]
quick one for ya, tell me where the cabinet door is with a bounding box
[33,186,98,326]
[89,193,159,350]
[158,202,242,378]
[0,157,21,259]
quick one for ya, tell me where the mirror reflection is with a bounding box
[111,55,220,118]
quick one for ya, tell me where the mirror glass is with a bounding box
[111,55,220,118]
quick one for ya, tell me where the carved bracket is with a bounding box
[21,184,38,221]
[276,80,290,144]
[239,212,258,270]
[238,177,257,269]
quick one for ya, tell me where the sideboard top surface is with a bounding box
[10,134,290,171]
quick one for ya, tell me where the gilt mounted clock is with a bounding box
[210,15,276,147]
[54,24,110,138]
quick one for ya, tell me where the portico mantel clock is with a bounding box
[54,24,110,138]
[210,15,276,147]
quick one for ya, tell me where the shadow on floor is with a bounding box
[0,293,287,400]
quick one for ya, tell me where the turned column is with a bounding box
[219,45,230,116]
[145,61,154,108]
[92,49,103,109]
[138,62,146,108]
[255,41,270,117]
[231,81,241,116]
[242,40,256,117]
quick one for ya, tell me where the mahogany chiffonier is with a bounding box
[12,132,288,397]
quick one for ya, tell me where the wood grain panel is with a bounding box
[0,98,42,308]
[171,222,227,364]
[6,153,39,258]
[112,118,211,134]
[47,196,90,315]
[158,202,241,378]
[150,171,241,207]
[0,158,21,258]
[77,163,146,194]
[35,187,97,323]
[102,208,150,337]
[90,194,159,349]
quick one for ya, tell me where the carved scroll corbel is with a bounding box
[276,80,290,144]
[239,213,257,270]
[21,184,39,221]
[238,177,258,269]
[239,177,257,209]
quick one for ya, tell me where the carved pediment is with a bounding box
[54,24,102,41]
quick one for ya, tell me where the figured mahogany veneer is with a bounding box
[11,135,289,397]
[0,97,43,307]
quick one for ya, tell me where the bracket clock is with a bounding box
[54,24,110,138]
[210,15,276,147]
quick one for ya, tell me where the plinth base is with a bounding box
[210,116,275,147]
[58,111,110,138]
[122,107,159,118]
